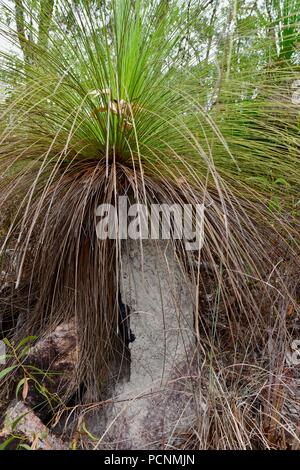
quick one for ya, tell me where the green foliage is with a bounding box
[0,336,60,407]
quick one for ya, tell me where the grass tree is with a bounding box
[0,0,299,448]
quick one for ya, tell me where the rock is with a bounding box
[27,320,79,376]
[24,320,79,410]
[0,401,68,450]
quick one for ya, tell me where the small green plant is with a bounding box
[0,336,61,409]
